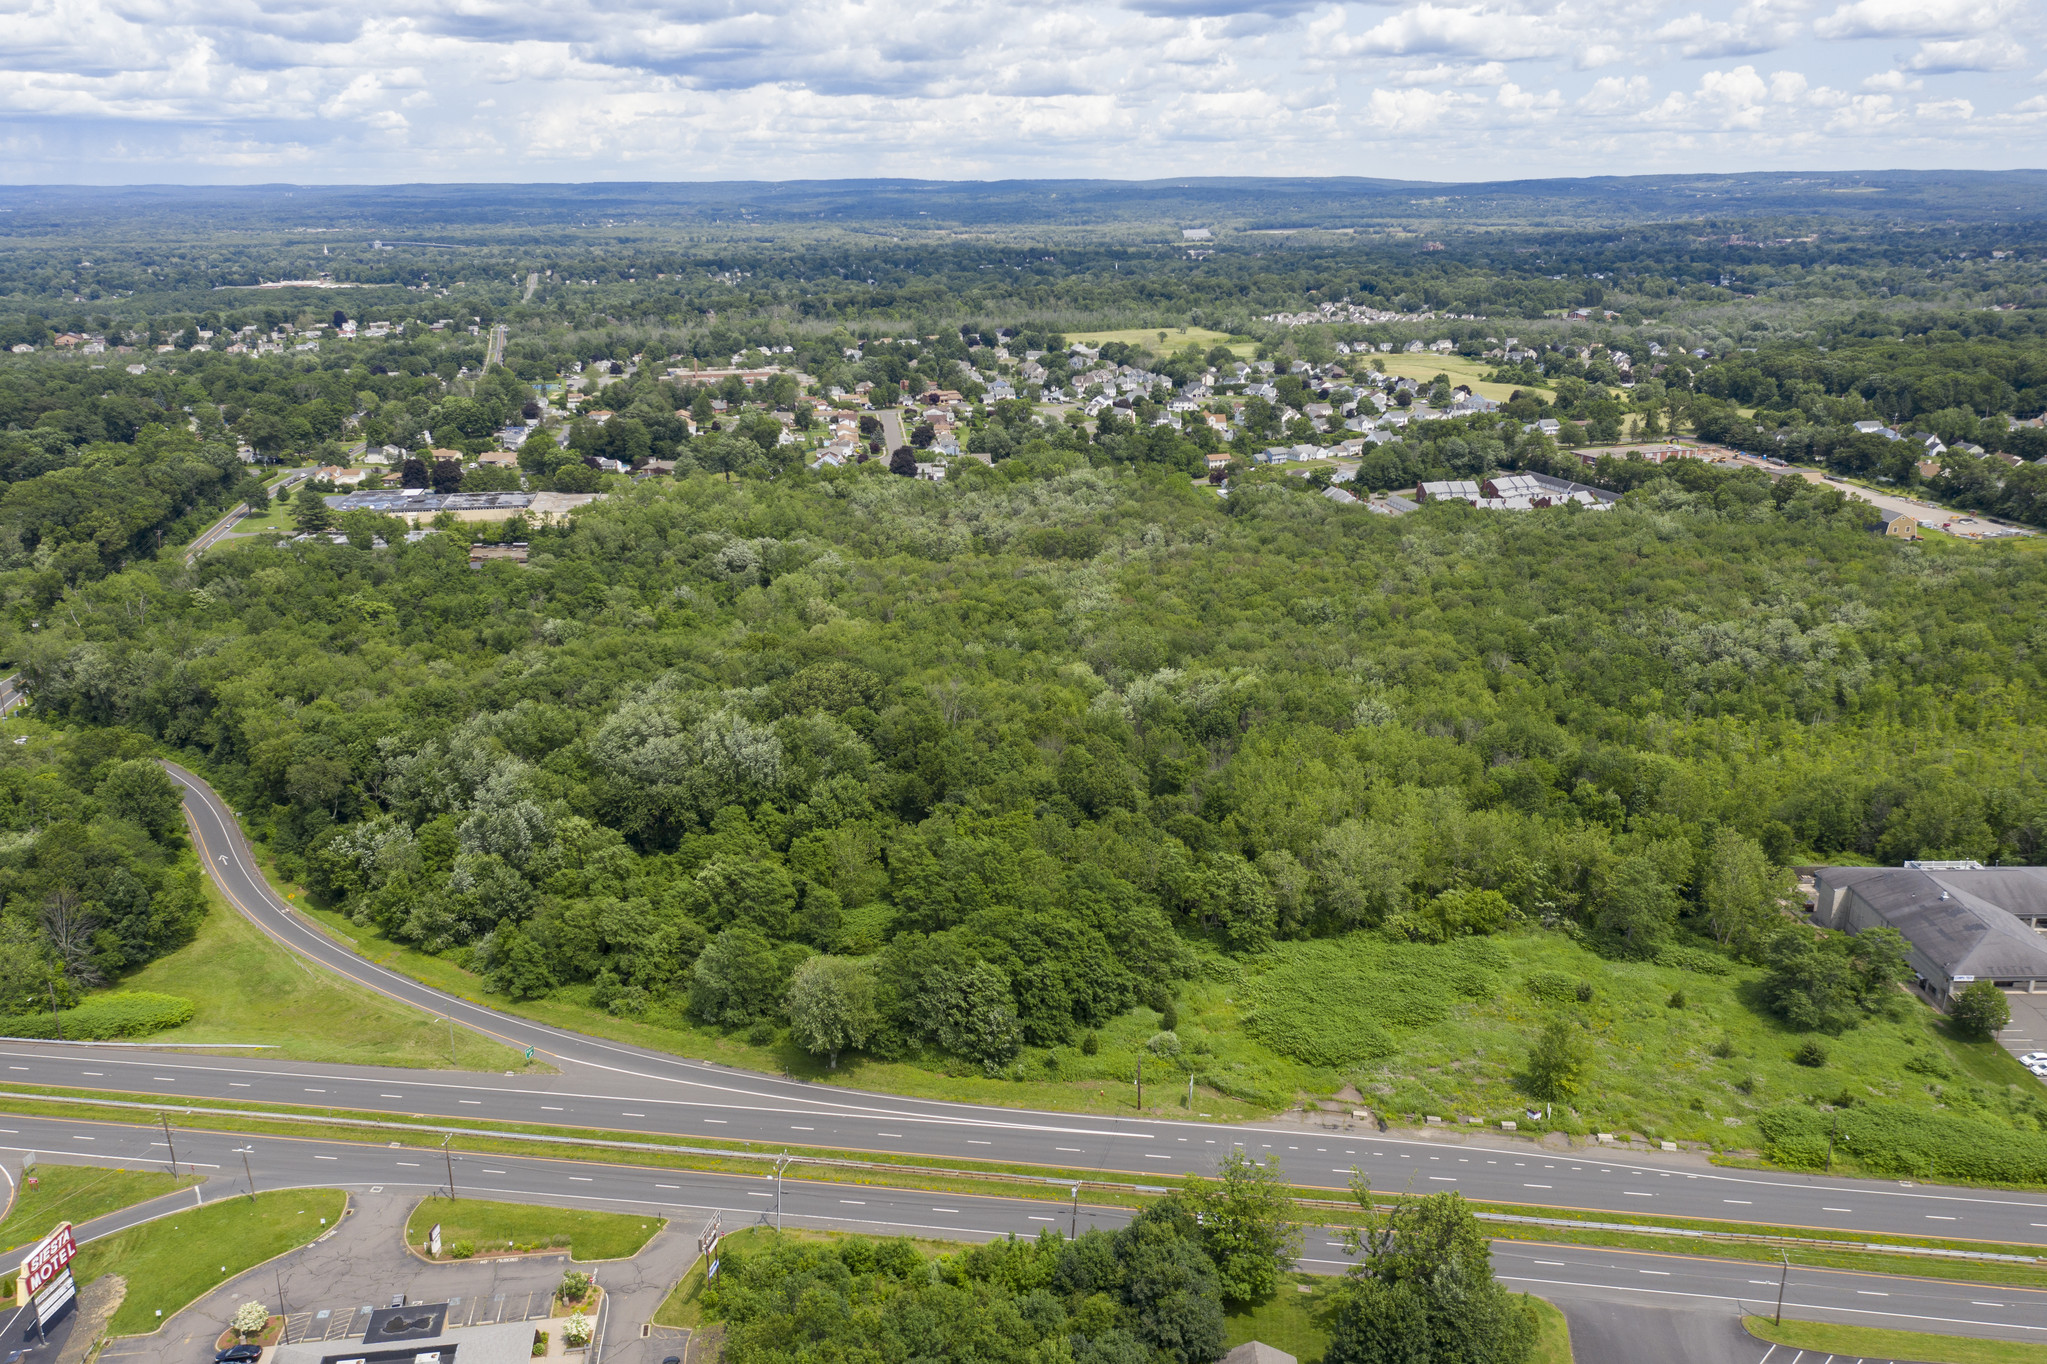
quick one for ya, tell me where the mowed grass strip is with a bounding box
[76,1189,345,1337]
[114,874,527,1071]
[405,1197,662,1261]
[0,1164,198,1251]
[1745,1314,2047,1363]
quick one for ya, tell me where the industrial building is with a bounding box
[1811,863,2047,998]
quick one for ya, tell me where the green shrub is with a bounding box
[1792,1039,1828,1068]
[1709,1038,1735,1058]
[450,1240,476,1259]
[1574,981,1595,1003]
[1525,971,1576,1004]
[1654,944,1734,975]
[1667,990,1686,1009]
[1758,1101,2047,1183]
[531,1331,548,1357]
[1247,935,1501,1067]
[1080,1031,1099,1056]
[1902,1050,1954,1079]
[0,992,194,1040]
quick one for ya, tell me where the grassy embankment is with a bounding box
[75,1189,346,1337]
[0,1164,200,1252]
[404,1198,662,1261]
[1746,1315,2047,1363]
[275,842,2033,1151]
[109,872,529,1070]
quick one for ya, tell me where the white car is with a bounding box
[2021,1052,2047,1065]
[2030,1062,2047,1078]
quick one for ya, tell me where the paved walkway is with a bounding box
[96,1195,708,1364]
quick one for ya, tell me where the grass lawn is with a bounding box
[1368,352,1550,402]
[76,1188,345,1337]
[404,1197,662,1261]
[0,1165,199,1253]
[111,875,527,1071]
[1065,327,1254,357]
[1746,1314,2047,1363]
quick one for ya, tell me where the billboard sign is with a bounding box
[22,1223,74,1297]
[34,1269,73,1325]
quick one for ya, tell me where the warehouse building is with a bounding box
[1812,863,2047,999]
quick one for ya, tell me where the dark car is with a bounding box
[216,1346,263,1363]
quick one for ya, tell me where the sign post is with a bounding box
[22,1222,77,1340]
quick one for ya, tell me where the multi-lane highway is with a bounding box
[2,1113,2044,1351]
[0,762,2025,1252]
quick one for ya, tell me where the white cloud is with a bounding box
[1904,37,2027,72]
[0,0,2036,179]
[1813,0,2011,40]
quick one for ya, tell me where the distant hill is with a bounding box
[4,171,2045,238]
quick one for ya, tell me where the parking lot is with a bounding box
[1994,990,2047,1073]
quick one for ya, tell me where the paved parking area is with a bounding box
[1993,991,2047,1076]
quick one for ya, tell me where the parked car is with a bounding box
[2020,1052,2047,1065]
[216,1347,263,1364]
[2028,1061,2047,1078]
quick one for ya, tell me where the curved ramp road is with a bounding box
[0,762,2035,1247]
[0,1114,2043,1351]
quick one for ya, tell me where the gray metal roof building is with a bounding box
[1813,864,2047,998]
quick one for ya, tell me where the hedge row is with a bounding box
[1757,1101,2047,1184]
[0,992,195,1041]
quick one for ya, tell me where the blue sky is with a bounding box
[0,0,2040,182]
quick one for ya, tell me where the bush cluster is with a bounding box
[0,992,194,1040]
[1758,1101,2047,1183]
[1247,937,1503,1067]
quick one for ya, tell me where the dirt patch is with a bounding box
[59,1274,125,1364]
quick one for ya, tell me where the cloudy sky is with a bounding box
[1,0,2042,183]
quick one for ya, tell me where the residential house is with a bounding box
[1877,510,1920,539]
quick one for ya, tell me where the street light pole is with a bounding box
[160,1111,179,1178]
[1070,1186,1079,1239]
[442,1133,457,1201]
[774,1152,789,1233]
[1773,1253,1790,1325]
[237,1146,257,1199]
[1136,1060,1143,1112]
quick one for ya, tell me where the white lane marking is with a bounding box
[1534,1261,1565,1267]
[70,1136,93,1141]
[81,1072,101,1076]
[1858,1291,1888,1296]
[879,1133,903,1138]
[542,1106,563,1111]
[381,1094,403,1098]
[459,1100,481,1105]
[1029,1216,1055,1222]
[703,1119,726,1124]
[1823,1207,1852,1212]
[1926,1214,1956,1220]
[231,1082,250,1087]
[933,1208,958,1213]
[841,1200,865,1206]
[1974,1302,2004,1307]
[7,1067,25,1071]
[1639,1270,1669,1276]
[792,1126,815,1131]
[1428,1176,1455,1182]
[970,1140,992,1145]
[1524,1184,1552,1189]
[1623,1192,1652,1197]
[396,1161,419,1166]
[1058,1148,1083,1153]
[484,1170,507,1175]
[314,1155,337,1161]
[305,1088,325,1093]
[656,1184,678,1189]
[1725,1200,1752,1205]
[748,1193,773,1198]
[1145,1154,1172,1160]
[570,1176,592,1182]
[622,1112,644,1117]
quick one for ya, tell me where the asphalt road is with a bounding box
[0,1115,2043,1352]
[0,762,2027,1253]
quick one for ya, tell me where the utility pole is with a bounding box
[1826,1113,1838,1173]
[442,1133,457,1201]
[1135,1060,1143,1112]
[237,1146,257,1199]
[1069,1186,1079,1239]
[1773,1253,1790,1325]
[160,1111,179,1178]
[1187,1075,1194,1109]
[47,981,60,1037]
[774,1152,789,1233]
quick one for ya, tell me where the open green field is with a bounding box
[1747,1315,2047,1363]
[405,1197,663,1261]
[0,1164,199,1252]
[1066,326,1254,357]
[76,1188,345,1337]
[1369,351,1550,401]
[112,875,529,1070]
